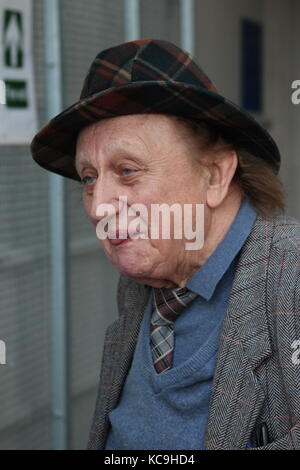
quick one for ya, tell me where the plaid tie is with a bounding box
[150,286,198,373]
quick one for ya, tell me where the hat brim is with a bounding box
[31,81,281,181]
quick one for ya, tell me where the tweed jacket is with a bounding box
[87,211,300,450]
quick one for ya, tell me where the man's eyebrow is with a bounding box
[103,138,150,160]
[112,147,150,163]
[75,158,95,173]
[75,146,147,173]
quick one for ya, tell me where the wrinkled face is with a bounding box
[75,114,212,288]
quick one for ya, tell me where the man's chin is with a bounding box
[115,262,151,280]
[112,260,175,288]
[109,251,151,279]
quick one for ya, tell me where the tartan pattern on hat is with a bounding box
[30,39,281,181]
[150,286,198,373]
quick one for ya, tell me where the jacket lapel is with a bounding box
[204,214,274,449]
[87,278,151,449]
[106,279,151,414]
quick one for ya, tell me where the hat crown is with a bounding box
[80,39,218,100]
[30,38,281,182]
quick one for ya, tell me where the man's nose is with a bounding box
[88,179,121,228]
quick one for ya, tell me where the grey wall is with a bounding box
[0,0,299,450]
[195,0,300,219]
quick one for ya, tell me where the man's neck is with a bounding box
[199,187,244,268]
[171,186,245,288]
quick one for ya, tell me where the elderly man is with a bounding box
[31,39,300,450]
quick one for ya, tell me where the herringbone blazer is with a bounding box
[87,212,300,450]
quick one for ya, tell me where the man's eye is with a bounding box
[81,176,96,185]
[121,168,137,176]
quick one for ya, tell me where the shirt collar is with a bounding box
[186,197,258,301]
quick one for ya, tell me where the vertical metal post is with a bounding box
[125,0,141,42]
[180,0,195,56]
[43,0,69,450]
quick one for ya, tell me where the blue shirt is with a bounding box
[105,197,258,450]
[173,196,258,366]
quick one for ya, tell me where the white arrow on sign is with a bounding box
[4,14,22,67]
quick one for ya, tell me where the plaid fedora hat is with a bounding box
[30,38,281,181]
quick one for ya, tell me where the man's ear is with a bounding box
[206,150,238,209]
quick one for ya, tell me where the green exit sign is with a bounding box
[0,1,37,143]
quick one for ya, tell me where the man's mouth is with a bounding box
[108,231,147,246]
[109,237,131,246]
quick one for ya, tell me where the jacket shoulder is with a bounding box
[268,212,300,253]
